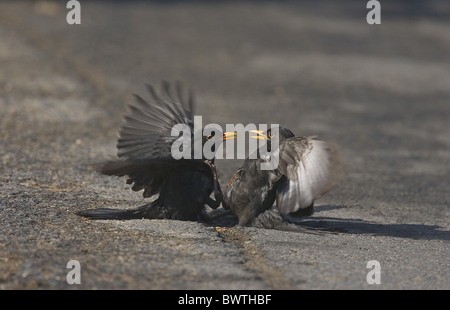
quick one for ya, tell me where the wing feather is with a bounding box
[101,82,198,197]
[276,137,341,214]
[117,82,194,160]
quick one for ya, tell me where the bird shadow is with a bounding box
[298,217,449,241]
[206,205,450,241]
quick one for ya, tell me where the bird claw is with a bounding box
[204,160,223,204]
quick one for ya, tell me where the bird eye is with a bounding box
[206,135,213,140]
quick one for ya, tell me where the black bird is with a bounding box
[77,82,227,221]
[222,127,341,231]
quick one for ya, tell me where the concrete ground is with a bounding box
[0,1,449,290]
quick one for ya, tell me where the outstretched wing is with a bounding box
[275,137,341,215]
[99,158,196,198]
[117,81,194,160]
[100,81,199,197]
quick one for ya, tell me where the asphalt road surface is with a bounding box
[1,1,449,290]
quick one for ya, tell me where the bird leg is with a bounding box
[204,160,223,208]
[205,196,221,209]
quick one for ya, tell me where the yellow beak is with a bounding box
[250,130,268,140]
[223,132,237,141]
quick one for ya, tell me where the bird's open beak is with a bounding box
[250,130,268,140]
[223,132,237,141]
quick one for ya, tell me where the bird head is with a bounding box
[250,127,294,141]
[198,131,237,161]
[250,127,294,152]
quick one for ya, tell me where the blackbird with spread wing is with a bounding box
[77,82,226,221]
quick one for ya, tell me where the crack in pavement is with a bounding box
[215,227,294,290]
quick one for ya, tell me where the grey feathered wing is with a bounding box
[275,137,341,215]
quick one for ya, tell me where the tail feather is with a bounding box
[76,208,145,220]
[76,201,167,220]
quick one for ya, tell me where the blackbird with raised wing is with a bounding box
[222,127,341,232]
[77,82,230,221]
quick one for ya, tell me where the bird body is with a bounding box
[223,154,281,226]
